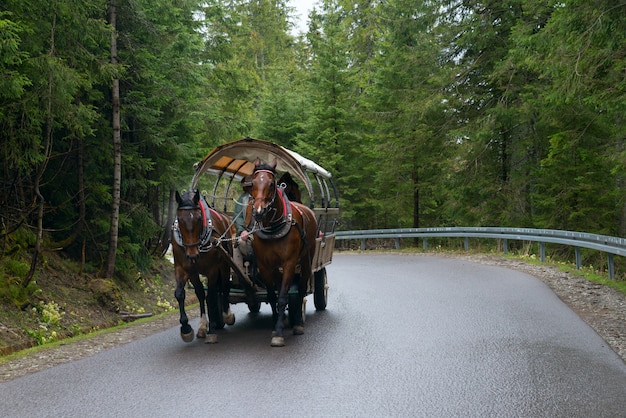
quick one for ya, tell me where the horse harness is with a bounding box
[173,193,225,252]
[253,176,310,250]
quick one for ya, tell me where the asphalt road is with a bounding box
[2,254,626,417]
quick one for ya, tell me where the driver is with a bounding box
[233,176,254,273]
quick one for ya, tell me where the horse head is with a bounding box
[174,189,204,262]
[251,158,279,223]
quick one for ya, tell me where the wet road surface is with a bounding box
[2,253,626,417]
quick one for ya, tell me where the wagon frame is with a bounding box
[190,137,339,318]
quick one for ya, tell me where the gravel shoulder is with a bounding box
[1,253,624,383]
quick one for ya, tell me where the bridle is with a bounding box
[172,196,215,252]
[252,169,280,223]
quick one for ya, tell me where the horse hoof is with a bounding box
[292,325,304,335]
[223,311,235,326]
[205,334,218,344]
[181,330,194,343]
[197,317,208,338]
[271,336,285,347]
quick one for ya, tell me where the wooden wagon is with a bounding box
[190,137,339,322]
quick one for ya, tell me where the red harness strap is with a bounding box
[199,196,221,229]
[209,208,222,224]
[277,188,289,217]
[199,199,209,228]
[290,201,303,217]
[278,187,304,218]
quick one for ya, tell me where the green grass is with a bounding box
[0,308,179,365]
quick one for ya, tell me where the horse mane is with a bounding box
[278,172,295,183]
[178,190,200,207]
[253,161,276,173]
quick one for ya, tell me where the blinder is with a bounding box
[172,196,215,252]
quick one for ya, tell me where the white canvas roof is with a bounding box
[191,138,332,196]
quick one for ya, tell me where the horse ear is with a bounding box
[175,191,183,205]
[253,157,261,168]
[271,157,277,171]
[193,190,200,204]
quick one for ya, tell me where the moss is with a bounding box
[91,279,123,311]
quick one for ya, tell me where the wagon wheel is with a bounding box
[288,292,306,327]
[313,268,328,311]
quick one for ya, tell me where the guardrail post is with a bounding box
[361,239,366,251]
[464,237,469,251]
[423,238,428,251]
[540,242,546,262]
[575,247,581,269]
[395,238,400,249]
[503,239,508,254]
[608,253,614,280]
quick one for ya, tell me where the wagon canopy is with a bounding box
[191,137,337,211]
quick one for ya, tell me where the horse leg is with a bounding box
[264,282,281,338]
[271,268,295,347]
[175,281,195,343]
[221,272,235,326]
[190,274,208,339]
[292,261,312,335]
[270,288,288,347]
[205,282,219,344]
[291,288,307,336]
[223,300,235,325]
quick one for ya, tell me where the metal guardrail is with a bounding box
[335,227,626,279]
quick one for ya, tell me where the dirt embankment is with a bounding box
[0,254,177,358]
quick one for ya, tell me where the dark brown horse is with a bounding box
[249,159,318,346]
[172,190,235,343]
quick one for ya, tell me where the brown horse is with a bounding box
[172,190,235,343]
[249,159,318,347]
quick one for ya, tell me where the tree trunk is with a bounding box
[24,12,56,287]
[47,134,86,251]
[76,137,86,271]
[160,188,176,256]
[105,0,121,278]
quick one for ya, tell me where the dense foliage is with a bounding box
[2,0,626,283]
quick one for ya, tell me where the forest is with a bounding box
[2,0,626,283]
